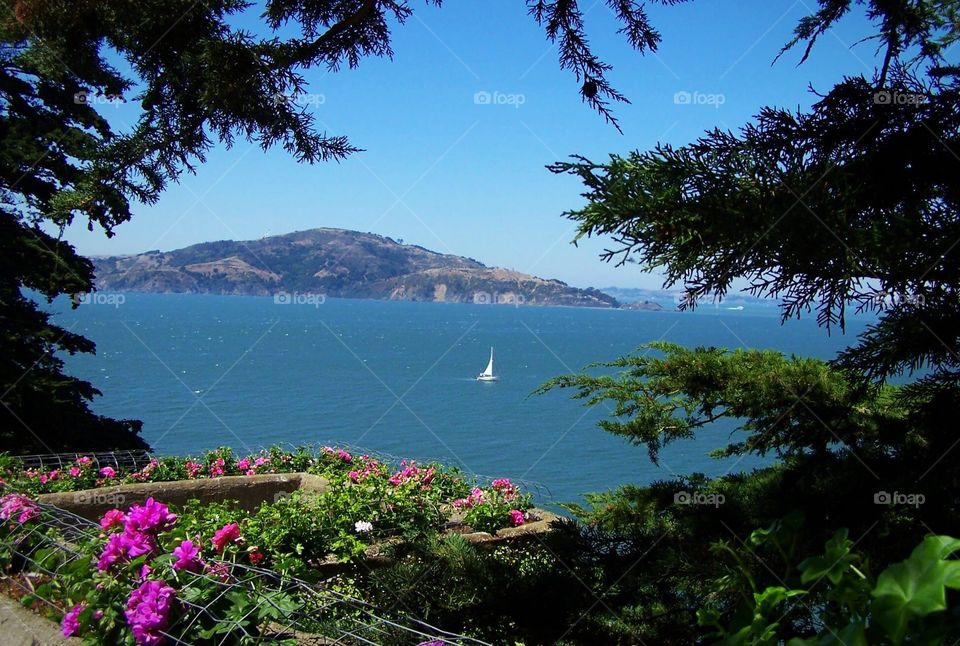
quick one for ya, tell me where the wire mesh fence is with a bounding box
[0,500,491,645]
[14,450,154,473]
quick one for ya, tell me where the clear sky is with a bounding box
[60,1,882,290]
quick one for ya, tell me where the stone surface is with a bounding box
[37,473,328,520]
[0,596,76,645]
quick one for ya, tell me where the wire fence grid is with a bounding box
[15,450,154,473]
[0,501,491,645]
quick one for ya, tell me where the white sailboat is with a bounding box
[476,347,499,381]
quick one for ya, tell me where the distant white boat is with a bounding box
[726,305,744,311]
[476,347,499,381]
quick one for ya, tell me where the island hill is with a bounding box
[92,228,642,308]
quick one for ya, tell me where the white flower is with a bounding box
[354,520,373,533]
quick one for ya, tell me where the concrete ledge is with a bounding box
[0,596,76,645]
[37,473,329,521]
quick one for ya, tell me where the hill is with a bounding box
[92,228,619,308]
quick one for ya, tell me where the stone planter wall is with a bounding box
[37,472,329,521]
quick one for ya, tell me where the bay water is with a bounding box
[50,294,870,506]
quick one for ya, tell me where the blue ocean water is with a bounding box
[49,294,870,506]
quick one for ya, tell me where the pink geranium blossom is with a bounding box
[172,540,202,573]
[211,522,241,553]
[509,509,525,526]
[99,466,116,478]
[61,603,84,637]
[0,493,38,524]
[125,580,176,646]
[100,508,126,531]
[124,498,177,535]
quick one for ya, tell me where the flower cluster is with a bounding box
[211,522,242,553]
[0,492,38,524]
[322,446,353,463]
[347,455,385,482]
[98,498,177,571]
[125,580,177,646]
[453,487,486,509]
[389,460,436,488]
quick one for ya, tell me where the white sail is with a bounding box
[477,347,497,380]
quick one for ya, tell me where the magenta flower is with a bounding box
[76,456,93,466]
[0,493,38,524]
[100,508,126,531]
[124,498,177,535]
[121,528,157,559]
[172,539,202,573]
[99,466,116,478]
[185,460,202,478]
[97,533,126,571]
[61,602,84,637]
[69,466,81,477]
[125,580,176,646]
[509,509,525,526]
[211,522,241,553]
[236,457,251,471]
[492,478,513,491]
[204,560,230,582]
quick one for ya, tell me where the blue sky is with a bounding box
[61,1,882,290]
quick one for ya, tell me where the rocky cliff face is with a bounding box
[92,228,619,308]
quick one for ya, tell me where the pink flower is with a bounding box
[348,470,360,480]
[185,460,202,478]
[97,533,126,571]
[61,603,84,637]
[211,522,241,553]
[248,550,264,566]
[69,466,81,477]
[236,458,251,470]
[204,560,230,582]
[121,529,157,559]
[139,564,152,580]
[125,580,176,646]
[39,474,48,484]
[124,498,177,535]
[99,466,116,478]
[1,493,38,524]
[492,478,513,491]
[100,509,126,531]
[76,456,93,466]
[94,609,104,619]
[254,457,268,467]
[172,540,202,573]
[337,450,352,462]
[509,509,525,526]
